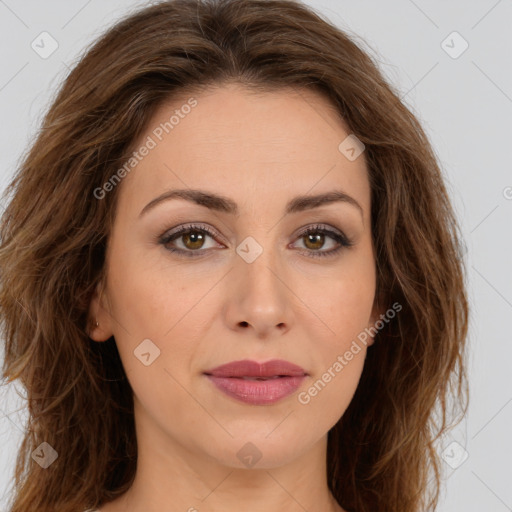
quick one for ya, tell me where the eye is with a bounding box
[159,223,222,257]
[291,224,353,258]
[159,222,354,259]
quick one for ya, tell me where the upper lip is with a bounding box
[204,359,307,378]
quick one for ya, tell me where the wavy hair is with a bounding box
[0,1,469,511]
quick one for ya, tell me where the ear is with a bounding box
[366,294,386,347]
[87,278,114,342]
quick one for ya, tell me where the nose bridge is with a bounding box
[236,230,283,294]
[230,229,290,330]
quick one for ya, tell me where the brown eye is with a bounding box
[292,225,353,259]
[160,224,221,257]
[181,230,207,250]
[302,232,326,251]
[160,223,352,259]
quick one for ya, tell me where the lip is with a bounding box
[204,359,308,405]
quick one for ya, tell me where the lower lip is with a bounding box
[205,375,306,405]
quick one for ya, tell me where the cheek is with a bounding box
[304,262,376,348]
[297,252,375,411]
[106,234,213,339]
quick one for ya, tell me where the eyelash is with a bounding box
[159,222,354,259]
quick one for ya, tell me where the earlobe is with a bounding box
[367,296,386,347]
[87,318,103,341]
[87,279,112,342]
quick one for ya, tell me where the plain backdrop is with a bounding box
[0,1,511,510]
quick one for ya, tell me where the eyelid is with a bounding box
[158,221,353,258]
[159,223,225,248]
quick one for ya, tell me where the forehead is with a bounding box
[117,83,370,219]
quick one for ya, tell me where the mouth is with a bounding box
[204,358,307,378]
[234,376,288,380]
[203,359,308,405]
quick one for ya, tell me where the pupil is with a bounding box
[185,231,204,249]
[306,233,323,249]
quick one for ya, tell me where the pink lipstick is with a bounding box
[204,359,307,405]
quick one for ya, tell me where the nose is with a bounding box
[224,241,291,338]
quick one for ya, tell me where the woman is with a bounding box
[0,1,469,511]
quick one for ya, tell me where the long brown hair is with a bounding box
[0,1,469,511]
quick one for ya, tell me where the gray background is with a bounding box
[0,1,511,510]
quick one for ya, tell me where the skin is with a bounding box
[89,82,383,512]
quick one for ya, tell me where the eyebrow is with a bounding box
[139,188,364,218]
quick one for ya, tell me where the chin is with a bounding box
[202,431,313,470]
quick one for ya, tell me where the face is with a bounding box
[90,83,381,470]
